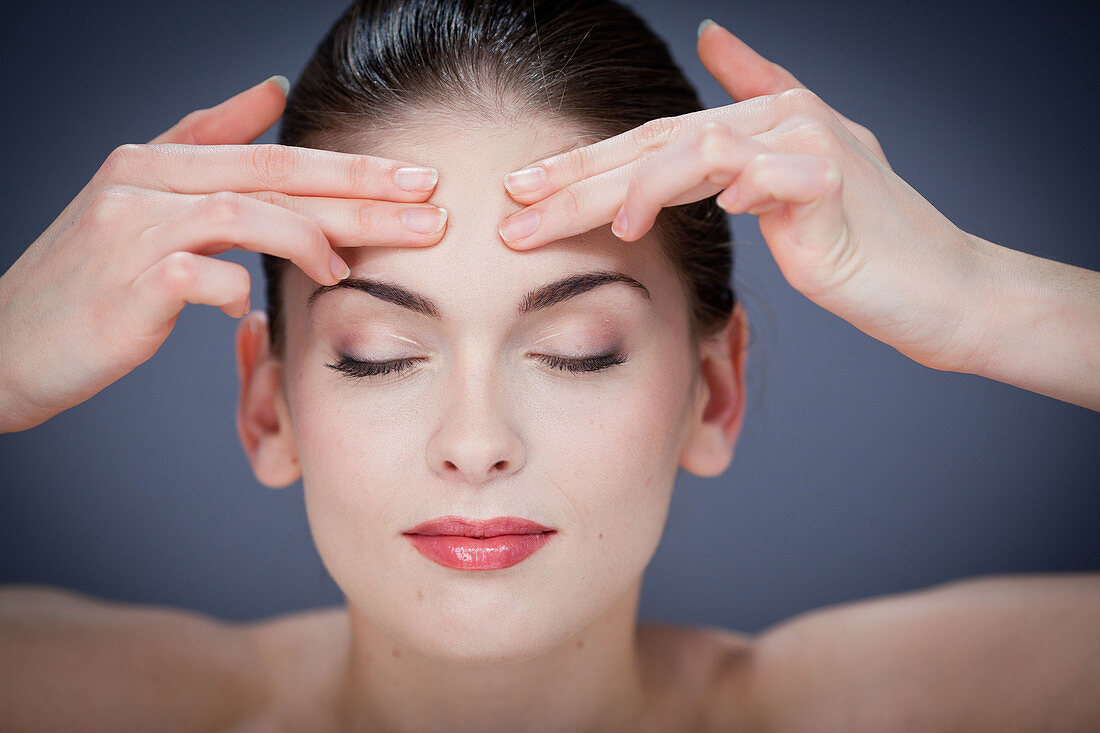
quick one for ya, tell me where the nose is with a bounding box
[426,366,526,486]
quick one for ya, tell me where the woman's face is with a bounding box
[269,115,710,663]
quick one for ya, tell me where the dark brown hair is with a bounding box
[263,0,735,354]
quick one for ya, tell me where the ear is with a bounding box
[678,303,749,477]
[235,310,301,488]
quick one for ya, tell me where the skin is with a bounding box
[1,19,1098,733]
[235,114,748,731]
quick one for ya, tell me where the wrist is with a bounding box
[954,232,1100,410]
[953,230,1014,377]
[0,354,42,434]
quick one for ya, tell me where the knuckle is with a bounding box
[746,153,775,189]
[848,120,873,139]
[556,185,583,219]
[84,186,137,229]
[820,157,843,193]
[202,191,244,225]
[791,117,841,155]
[778,87,823,110]
[850,121,882,149]
[158,251,197,293]
[250,144,295,187]
[632,116,680,152]
[249,189,293,210]
[569,144,597,182]
[347,154,372,192]
[99,143,143,180]
[695,122,735,166]
[357,203,378,237]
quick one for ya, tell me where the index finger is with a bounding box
[502,100,784,204]
[98,143,439,203]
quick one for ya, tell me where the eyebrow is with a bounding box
[306,269,651,319]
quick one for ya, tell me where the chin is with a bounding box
[343,565,590,665]
[389,600,577,665]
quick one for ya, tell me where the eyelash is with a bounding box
[325,352,627,380]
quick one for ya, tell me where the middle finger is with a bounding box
[243,190,448,246]
[99,143,440,202]
[498,122,766,250]
[502,90,840,205]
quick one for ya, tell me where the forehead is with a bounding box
[282,115,685,327]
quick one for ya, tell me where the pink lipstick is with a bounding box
[403,515,556,571]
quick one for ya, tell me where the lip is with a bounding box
[404,515,553,537]
[403,515,556,571]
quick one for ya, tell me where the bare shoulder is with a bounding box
[0,584,270,732]
[745,573,1100,733]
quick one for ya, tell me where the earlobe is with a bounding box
[235,311,301,488]
[678,304,749,478]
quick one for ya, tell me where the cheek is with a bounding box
[284,333,694,613]
[517,339,696,593]
[287,374,423,601]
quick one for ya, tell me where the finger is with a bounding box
[501,98,815,206]
[97,143,439,203]
[614,122,769,242]
[140,191,347,286]
[149,75,288,146]
[697,21,805,100]
[130,251,253,328]
[503,113,716,205]
[718,152,849,273]
[697,21,889,165]
[500,121,766,249]
[240,191,448,247]
[499,161,635,250]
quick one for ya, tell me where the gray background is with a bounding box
[1,0,1096,633]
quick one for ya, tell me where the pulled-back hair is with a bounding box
[263,0,735,354]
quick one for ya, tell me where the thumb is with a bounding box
[148,75,289,145]
[696,20,805,101]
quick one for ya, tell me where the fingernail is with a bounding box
[329,251,351,281]
[264,75,290,95]
[611,207,629,238]
[717,183,739,211]
[499,209,541,243]
[504,167,547,195]
[697,19,718,38]
[402,206,447,234]
[393,166,439,192]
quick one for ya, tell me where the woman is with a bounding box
[1,0,1097,730]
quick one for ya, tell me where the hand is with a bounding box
[497,21,992,376]
[0,76,448,433]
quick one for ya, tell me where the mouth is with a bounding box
[402,516,557,571]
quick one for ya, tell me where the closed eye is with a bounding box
[325,351,627,380]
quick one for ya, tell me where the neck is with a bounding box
[335,578,649,733]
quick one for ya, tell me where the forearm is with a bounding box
[965,233,1100,411]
